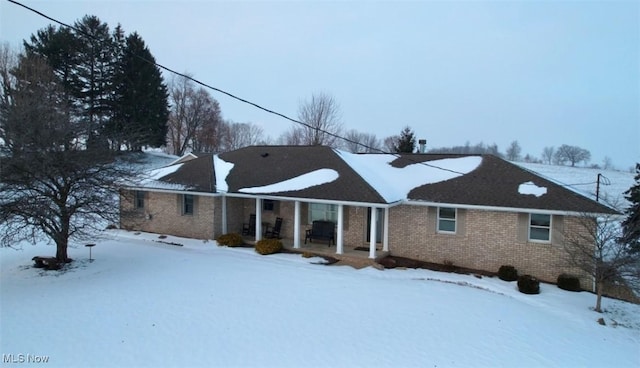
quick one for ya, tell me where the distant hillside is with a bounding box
[517,162,635,211]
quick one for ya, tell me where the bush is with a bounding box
[557,274,581,292]
[517,274,540,295]
[216,233,244,247]
[255,239,283,255]
[498,265,518,281]
[302,251,315,258]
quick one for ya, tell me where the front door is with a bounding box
[366,208,384,243]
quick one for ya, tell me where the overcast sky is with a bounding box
[1,1,638,170]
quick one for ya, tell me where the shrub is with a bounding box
[255,239,283,255]
[442,259,456,272]
[517,274,540,295]
[216,233,244,247]
[557,274,581,292]
[498,265,518,281]
[302,251,315,258]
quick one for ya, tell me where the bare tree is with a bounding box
[0,43,18,109]
[278,125,304,146]
[167,75,222,156]
[541,146,555,165]
[427,142,501,156]
[296,92,343,147]
[342,129,382,153]
[219,121,265,151]
[554,144,591,167]
[505,140,521,161]
[383,135,398,153]
[562,213,640,312]
[191,100,223,153]
[0,53,141,263]
[602,156,614,171]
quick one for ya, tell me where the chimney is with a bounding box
[418,139,427,153]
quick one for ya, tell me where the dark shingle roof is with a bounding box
[403,154,617,214]
[159,154,215,192]
[219,146,386,203]
[151,147,617,214]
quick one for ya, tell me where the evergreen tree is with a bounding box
[394,126,416,153]
[24,16,169,152]
[72,15,115,149]
[111,32,169,151]
[23,26,79,145]
[621,164,640,253]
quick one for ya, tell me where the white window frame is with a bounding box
[529,213,551,243]
[437,207,457,234]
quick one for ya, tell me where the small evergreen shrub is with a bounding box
[255,239,283,255]
[216,233,244,247]
[557,274,581,292]
[498,265,518,281]
[517,274,540,295]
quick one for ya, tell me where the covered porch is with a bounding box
[222,195,392,261]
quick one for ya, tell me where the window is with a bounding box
[309,203,337,223]
[437,207,456,233]
[529,214,551,242]
[183,194,194,215]
[263,199,275,212]
[135,191,145,209]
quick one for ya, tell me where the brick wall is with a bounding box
[388,205,593,290]
[120,190,216,240]
[121,191,594,291]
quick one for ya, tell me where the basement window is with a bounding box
[529,214,551,242]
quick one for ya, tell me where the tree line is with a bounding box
[1,16,169,154]
[0,14,611,169]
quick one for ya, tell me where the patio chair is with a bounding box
[265,217,283,239]
[242,214,256,236]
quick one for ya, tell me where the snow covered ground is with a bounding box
[1,230,639,367]
[517,162,635,210]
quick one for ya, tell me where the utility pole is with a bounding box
[596,173,610,202]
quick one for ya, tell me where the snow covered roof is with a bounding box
[137,145,617,214]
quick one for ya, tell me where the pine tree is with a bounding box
[621,164,640,253]
[394,126,416,153]
[25,16,169,152]
[72,15,115,149]
[111,32,169,151]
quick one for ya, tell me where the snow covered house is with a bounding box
[120,145,616,289]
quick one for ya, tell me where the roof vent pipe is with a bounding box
[418,139,427,153]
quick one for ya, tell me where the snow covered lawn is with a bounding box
[1,230,639,367]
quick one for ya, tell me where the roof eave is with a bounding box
[403,199,621,217]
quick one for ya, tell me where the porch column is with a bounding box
[369,206,377,259]
[293,201,301,249]
[255,198,262,241]
[336,204,344,254]
[383,207,389,252]
[221,195,227,234]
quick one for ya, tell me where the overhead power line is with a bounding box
[7,0,469,176]
[6,0,622,209]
